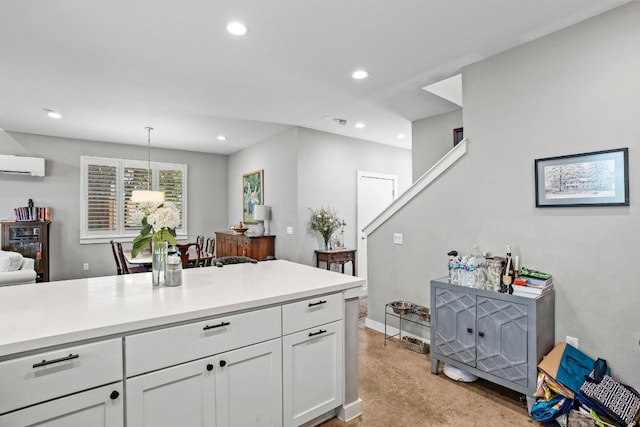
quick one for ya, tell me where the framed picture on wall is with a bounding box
[453,127,464,146]
[534,147,629,207]
[242,169,264,223]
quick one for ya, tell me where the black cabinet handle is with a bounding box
[478,331,485,337]
[32,353,79,368]
[219,360,227,367]
[308,300,326,307]
[206,363,214,371]
[203,321,230,330]
[467,328,473,334]
[309,329,327,337]
[110,391,120,400]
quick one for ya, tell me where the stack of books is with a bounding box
[13,206,51,222]
[513,267,553,298]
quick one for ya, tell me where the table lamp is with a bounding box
[253,205,270,236]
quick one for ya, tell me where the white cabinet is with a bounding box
[0,338,123,427]
[127,339,281,427]
[0,382,123,427]
[215,339,282,427]
[126,305,283,427]
[282,294,344,427]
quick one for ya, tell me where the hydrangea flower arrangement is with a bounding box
[131,201,181,257]
[309,206,341,249]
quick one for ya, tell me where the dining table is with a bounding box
[124,249,214,267]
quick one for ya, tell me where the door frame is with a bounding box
[357,170,397,286]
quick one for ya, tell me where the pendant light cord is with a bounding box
[145,126,154,191]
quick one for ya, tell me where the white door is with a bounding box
[0,383,123,427]
[215,339,282,427]
[282,321,343,427]
[357,171,397,286]
[126,358,215,427]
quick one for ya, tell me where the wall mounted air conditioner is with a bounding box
[0,154,45,177]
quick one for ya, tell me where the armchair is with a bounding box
[0,251,37,286]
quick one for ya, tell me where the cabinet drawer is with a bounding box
[282,293,342,335]
[125,306,281,377]
[0,339,122,414]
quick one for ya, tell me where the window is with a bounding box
[81,156,187,243]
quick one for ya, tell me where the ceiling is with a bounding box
[0,0,629,155]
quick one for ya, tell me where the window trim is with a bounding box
[80,156,188,244]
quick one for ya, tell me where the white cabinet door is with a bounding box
[126,358,216,427]
[0,382,123,427]
[215,338,282,427]
[283,321,343,427]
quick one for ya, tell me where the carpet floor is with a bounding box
[318,297,537,427]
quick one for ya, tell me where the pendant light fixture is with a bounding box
[131,126,165,203]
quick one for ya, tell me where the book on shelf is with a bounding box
[13,206,51,222]
[513,283,553,297]
[519,275,552,287]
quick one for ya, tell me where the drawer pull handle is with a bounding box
[478,331,485,337]
[32,353,79,368]
[308,300,327,307]
[219,360,227,367]
[203,321,230,330]
[309,329,327,337]
[467,328,473,334]
[206,363,214,371]
[110,391,120,400]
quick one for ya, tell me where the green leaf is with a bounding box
[131,234,152,258]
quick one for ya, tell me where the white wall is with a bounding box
[229,126,412,266]
[228,127,299,261]
[0,131,228,280]
[367,2,640,387]
[412,109,462,181]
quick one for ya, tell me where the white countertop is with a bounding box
[0,260,365,358]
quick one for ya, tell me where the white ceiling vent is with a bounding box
[0,154,45,177]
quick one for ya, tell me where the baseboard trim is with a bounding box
[338,398,363,422]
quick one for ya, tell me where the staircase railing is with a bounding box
[363,138,468,236]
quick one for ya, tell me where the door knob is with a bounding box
[206,363,214,371]
[110,390,120,400]
[219,360,227,367]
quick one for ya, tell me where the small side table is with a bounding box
[315,248,357,276]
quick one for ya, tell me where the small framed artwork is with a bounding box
[242,169,264,223]
[453,127,464,146]
[534,148,629,207]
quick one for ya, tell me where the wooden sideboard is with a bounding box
[215,231,275,261]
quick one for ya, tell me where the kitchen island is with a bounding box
[0,260,365,427]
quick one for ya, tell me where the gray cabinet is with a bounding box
[430,279,554,396]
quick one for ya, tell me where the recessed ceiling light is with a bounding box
[352,69,369,80]
[226,22,247,36]
[396,133,406,139]
[217,135,227,141]
[355,122,366,129]
[44,109,62,119]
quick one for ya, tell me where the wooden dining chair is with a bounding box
[110,240,123,275]
[203,237,216,266]
[176,243,201,269]
[196,235,204,251]
[116,242,148,274]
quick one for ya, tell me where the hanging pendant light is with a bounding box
[131,126,165,203]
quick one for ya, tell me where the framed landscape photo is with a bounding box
[242,169,264,223]
[535,148,629,207]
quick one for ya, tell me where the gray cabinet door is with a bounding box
[433,287,476,366]
[476,297,528,386]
